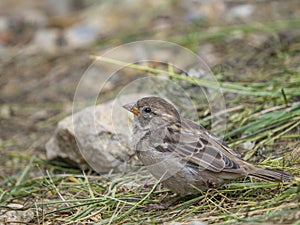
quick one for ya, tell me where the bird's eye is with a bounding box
[144,107,151,113]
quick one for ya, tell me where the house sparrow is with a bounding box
[123,96,293,195]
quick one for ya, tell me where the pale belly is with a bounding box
[137,148,210,195]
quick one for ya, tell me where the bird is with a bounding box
[123,96,293,195]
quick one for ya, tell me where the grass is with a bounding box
[0,162,299,224]
[1,17,300,224]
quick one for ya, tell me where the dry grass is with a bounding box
[1,18,300,224]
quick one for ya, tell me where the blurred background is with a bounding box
[1,0,299,153]
[0,0,299,224]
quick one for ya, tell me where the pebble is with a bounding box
[0,104,12,119]
[227,4,255,20]
[0,203,35,225]
[32,28,61,52]
[64,21,100,48]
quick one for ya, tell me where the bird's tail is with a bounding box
[249,166,293,182]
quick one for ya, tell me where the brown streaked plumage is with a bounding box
[123,96,293,195]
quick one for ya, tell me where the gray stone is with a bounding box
[227,4,255,20]
[46,94,147,173]
[0,204,34,225]
[0,104,12,119]
[64,21,101,48]
[32,28,61,52]
[187,221,207,225]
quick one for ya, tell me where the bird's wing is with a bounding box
[183,119,242,158]
[154,120,245,174]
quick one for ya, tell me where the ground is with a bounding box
[0,1,300,224]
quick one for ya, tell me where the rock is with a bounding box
[180,0,226,24]
[0,104,12,119]
[0,203,34,225]
[32,28,61,52]
[46,94,147,173]
[187,221,207,225]
[29,109,48,121]
[64,21,101,48]
[227,4,255,21]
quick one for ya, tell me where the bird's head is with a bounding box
[123,96,180,129]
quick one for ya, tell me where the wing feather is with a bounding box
[154,119,244,174]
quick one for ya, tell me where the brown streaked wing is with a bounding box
[181,119,242,158]
[155,119,245,174]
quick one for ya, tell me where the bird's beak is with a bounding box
[122,102,140,115]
